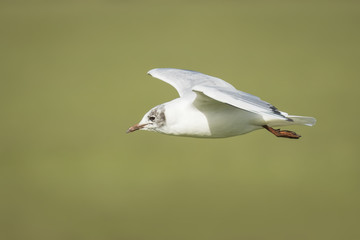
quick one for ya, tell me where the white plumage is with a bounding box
[127,68,316,139]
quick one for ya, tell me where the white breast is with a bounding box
[161,96,265,138]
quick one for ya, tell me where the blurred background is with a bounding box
[1,0,359,239]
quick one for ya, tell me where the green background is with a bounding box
[1,1,359,239]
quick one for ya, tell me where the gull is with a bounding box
[127,68,316,139]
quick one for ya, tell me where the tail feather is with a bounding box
[287,115,316,126]
[266,114,316,127]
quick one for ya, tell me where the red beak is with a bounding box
[126,123,148,133]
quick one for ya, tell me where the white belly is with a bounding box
[164,98,265,138]
[201,104,264,138]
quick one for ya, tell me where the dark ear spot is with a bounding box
[148,105,166,127]
[159,111,165,122]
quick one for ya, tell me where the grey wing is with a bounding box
[148,68,236,97]
[192,85,291,121]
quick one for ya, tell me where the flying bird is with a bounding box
[127,68,316,139]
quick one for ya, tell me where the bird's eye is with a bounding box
[149,116,155,121]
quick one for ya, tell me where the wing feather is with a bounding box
[148,68,236,97]
[192,85,291,121]
[148,68,290,121]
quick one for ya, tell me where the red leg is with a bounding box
[263,125,301,139]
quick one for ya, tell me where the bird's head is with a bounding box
[127,104,167,133]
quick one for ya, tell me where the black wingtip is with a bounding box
[269,105,291,121]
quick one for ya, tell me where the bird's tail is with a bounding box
[287,115,316,126]
[266,115,316,127]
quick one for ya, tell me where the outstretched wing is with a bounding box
[148,68,290,121]
[148,68,236,97]
[192,85,291,121]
